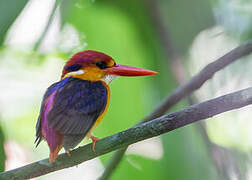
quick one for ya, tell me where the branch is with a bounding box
[140,1,248,179]
[195,120,243,180]
[0,87,252,179]
[100,0,252,177]
[151,2,245,176]
[100,40,252,180]
[144,40,252,122]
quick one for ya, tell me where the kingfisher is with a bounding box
[35,50,158,162]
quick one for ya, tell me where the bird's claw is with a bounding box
[91,136,99,152]
[66,150,71,157]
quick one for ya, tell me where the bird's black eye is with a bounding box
[65,64,82,71]
[95,61,107,69]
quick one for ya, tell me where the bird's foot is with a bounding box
[66,150,71,157]
[91,136,99,152]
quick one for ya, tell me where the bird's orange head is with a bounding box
[62,50,158,83]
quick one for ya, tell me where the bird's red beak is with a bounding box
[105,64,158,76]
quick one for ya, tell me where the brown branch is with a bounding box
[144,0,246,179]
[195,121,243,180]
[144,40,252,122]
[101,1,252,179]
[0,87,252,179]
[154,9,244,178]
[100,39,252,180]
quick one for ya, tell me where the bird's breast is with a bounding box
[88,80,111,134]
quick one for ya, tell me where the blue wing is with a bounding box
[47,77,108,134]
[36,77,108,149]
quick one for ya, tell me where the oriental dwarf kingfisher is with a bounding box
[35,50,158,162]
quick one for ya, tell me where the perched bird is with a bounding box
[35,50,158,162]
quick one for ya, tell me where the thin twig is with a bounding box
[0,87,252,179]
[98,148,126,180]
[99,39,252,180]
[195,121,243,180]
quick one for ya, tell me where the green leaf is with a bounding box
[159,0,215,53]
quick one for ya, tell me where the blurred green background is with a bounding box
[0,0,251,179]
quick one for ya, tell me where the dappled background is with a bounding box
[0,0,252,179]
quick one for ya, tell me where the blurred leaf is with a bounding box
[159,0,215,54]
[111,155,165,180]
[160,125,219,179]
[0,0,29,45]
[213,0,252,41]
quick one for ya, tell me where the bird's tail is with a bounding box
[49,145,62,162]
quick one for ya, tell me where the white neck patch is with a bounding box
[101,74,117,85]
[66,69,85,76]
[65,69,85,77]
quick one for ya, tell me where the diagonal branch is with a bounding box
[99,40,252,180]
[0,87,252,179]
[150,0,245,176]
[144,40,252,122]
[100,0,252,177]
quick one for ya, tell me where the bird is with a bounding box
[35,50,158,162]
